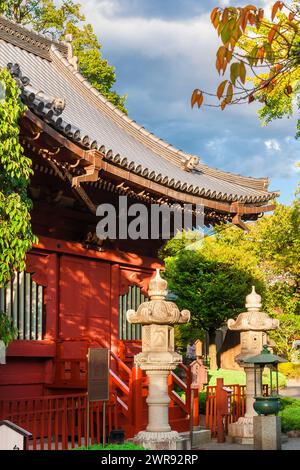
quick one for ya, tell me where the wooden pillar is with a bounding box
[110,264,120,356]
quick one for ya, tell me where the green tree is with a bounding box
[215,202,300,315]
[251,202,300,284]
[161,200,300,366]
[268,314,300,359]
[0,68,37,287]
[192,1,300,138]
[0,0,127,112]
[163,244,264,368]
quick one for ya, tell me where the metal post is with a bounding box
[86,395,90,449]
[190,388,194,448]
[102,401,106,448]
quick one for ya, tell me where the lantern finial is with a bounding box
[245,286,262,312]
[148,268,168,300]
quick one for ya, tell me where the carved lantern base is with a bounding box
[133,430,185,450]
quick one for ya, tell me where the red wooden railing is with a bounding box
[0,393,117,450]
[0,351,197,448]
[206,381,269,438]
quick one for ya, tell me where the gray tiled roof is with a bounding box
[0,16,279,204]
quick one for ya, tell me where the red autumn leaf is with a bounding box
[284,85,293,95]
[213,11,221,28]
[216,46,227,73]
[271,1,283,21]
[197,91,204,108]
[240,10,249,31]
[226,83,233,103]
[288,12,295,21]
[268,24,279,44]
[248,12,256,25]
[191,89,200,108]
[211,7,220,23]
[258,8,264,21]
[244,5,258,11]
[221,99,227,110]
[217,80,228,99]
[226,49,233,62]
[257,46,265,62]
[222,8,229,24]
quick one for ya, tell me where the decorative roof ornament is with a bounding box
[227,286,279,332]
[126,269,190,325]
[64,34,78,71]
[180,155,199,172]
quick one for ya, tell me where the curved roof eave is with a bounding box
[0,15,279,206]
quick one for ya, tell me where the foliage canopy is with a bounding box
[192,1,300,137]
[161,201,300,353]
[0,68,37,288]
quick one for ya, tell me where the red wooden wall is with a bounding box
[0,236,160,401]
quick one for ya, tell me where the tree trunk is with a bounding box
[208,329,217,371]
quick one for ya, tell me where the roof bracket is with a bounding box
[72,162,99,188]
[232,214,250,231]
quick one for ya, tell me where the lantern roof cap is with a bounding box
[243,345,288,365]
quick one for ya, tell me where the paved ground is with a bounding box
[280,379,300,399]
[196,437,300,450]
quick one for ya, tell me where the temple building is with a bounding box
[0,16,278,445]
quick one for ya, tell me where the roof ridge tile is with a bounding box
[0,15,68,60]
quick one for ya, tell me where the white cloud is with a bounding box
[79,0,298,201]
[82,2,217,64]
[264,139,281,151]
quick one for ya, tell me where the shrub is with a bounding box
[0,311,18,346]
[278,362,300,380]
[208,368,286,389]
[74,443,146,450]
[280,406,300,433]
[199,391,206,414]
[280,396,300,410]
[208,369,246,386]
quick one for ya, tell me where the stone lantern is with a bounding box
[227,286,279,444]
[126,269,190,450]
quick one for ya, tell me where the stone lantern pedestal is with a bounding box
[253,415,281,450]
[126,270,190,450]
[227,287,279,445]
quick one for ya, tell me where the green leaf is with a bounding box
[230,62,240,86]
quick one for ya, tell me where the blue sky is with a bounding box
[80,0,299,204]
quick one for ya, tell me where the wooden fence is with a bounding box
[0,362,198,449]
[206,380,269,438]
[0,393,117,450]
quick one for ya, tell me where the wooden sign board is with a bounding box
[87,348,110,402]
[195,339,203,357]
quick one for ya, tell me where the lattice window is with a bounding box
[119,286,148,340]
[0,271,45,340]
